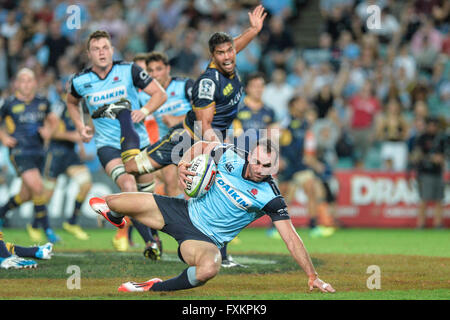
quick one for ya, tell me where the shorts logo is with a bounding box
[198,79,215,100]
[88,86,127,106]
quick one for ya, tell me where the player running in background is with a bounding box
[66,30,167,257]
[90,139,335,293]
[91,5,267,267]
[0,68,60,243]
[43,90,92,240]
[278,96,334,238]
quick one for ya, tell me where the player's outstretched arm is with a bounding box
[66,93,93,142]
[133,80,167,123]
[234,5,267,54]
[274,219,336,293]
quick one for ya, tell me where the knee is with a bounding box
[196,260,221,283]
[117,175,137,192]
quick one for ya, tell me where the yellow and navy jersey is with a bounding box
[280,117,316,170]
[232,98,275,137]
[49,99,77,150]
[184,62,244,140]
[0,95,50,154]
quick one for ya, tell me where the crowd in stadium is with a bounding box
[0,0,448,177]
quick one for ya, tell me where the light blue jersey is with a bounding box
[188,145,289,247]
[70,61,152,150]
[139,77,193,139]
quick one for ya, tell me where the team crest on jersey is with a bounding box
[215,174,252,210]
[38,103,47,111]
[198,79,215,100]
[87,86,127,105]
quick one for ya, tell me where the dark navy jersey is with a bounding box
[49,98,77,150]
[280,117,315,171]
[0,95,50,154]
[233,98,275,135]
[184,62,244,140]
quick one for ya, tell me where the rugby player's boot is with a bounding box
[91,99,132,120]
[63,222,89,240]
[35,242,53,260]
[26,224,44,242]
[112,236,129,252]
[118,278,162,292]
[221,254,247,268]
[45,228,61,243]
[143,241,161,261]
[0,255,37,269]
[89,197,127,229]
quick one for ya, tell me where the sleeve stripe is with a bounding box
[192,101,216,110]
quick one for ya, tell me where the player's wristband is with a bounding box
[140,107,150,116]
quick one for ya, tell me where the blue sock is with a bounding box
[151,267,203,291]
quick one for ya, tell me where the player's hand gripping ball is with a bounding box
[184,154,217,198]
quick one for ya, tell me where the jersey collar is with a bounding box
[208,61,235,79]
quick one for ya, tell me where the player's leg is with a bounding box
[0,231,37,269]
[63,164,92,240]
[5,241,53,260]
[160,165,184,197]
[95,192,166,230]
[21,168,60,243]
[0,155,32,223]
[136,174,163,259]
[150,240,221,291]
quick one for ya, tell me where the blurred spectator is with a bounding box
[261,16,296,74]
[302,32,333,67]
[393,43,417,83]
[44,21,71,71]
[262,0,294,19]
[0,10,19,39]
[323,5,352,43]
[312,83,335,119]
[157,0,185,31]
[374,98,410,171]
[347,80,381,167]
[0,37,7,90]
[368,7,401,45]
[286,57,308,90]
[410,117,446,229]
[235,36,262,82]
[411,18,443,72]
[171,28,200,76]
[262,68,295,125]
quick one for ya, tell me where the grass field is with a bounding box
[0,227,449,300]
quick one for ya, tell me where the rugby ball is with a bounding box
[184,154,217,198]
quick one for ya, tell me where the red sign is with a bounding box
[251,170,450,228]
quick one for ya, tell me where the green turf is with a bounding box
[1,227,449,300]
[3,227,449,257]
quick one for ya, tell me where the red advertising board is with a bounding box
[251,171,450,228]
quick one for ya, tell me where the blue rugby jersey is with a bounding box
[184,62,244,140]
[0,95,50,155]
[139,77,193,139]
[70,61,152,150]
[188,144,290,248]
